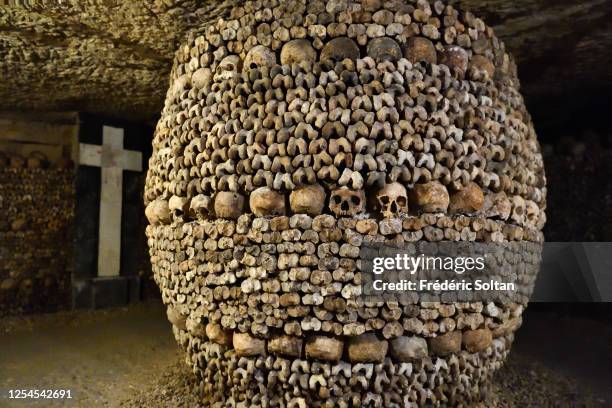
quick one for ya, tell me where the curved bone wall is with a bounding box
[144,0,546,405]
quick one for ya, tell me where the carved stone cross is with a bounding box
[79,126,142,277]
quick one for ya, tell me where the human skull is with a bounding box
[525,200,540,226]
[409,181,450,213]
[289,184,326,216]
[214,55,242,82]
[166,305,187,330]
[145,198,171,225]
[1,278,16,291]
[329,188,366,217]
[189,194,212,219]
[280,39,317,66]
[249,187,286,217]
[449,182,484,214]
[214,191,245,219]
[367,37,402,62]
[402,37,437,64]
[192,67,212,89]
[376,182,408,218]
[510,195,526,225]
[320,37,360,63]
[244,45,277,71]
[169,195,189,220]
[481,191,511,220]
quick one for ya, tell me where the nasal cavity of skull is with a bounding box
[380,195,405,212]
[348,195,361,211]
[333,195,361,212]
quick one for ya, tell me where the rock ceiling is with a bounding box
[0,0,610,132]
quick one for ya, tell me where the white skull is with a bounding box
[169,195,189,220]
[214,55,242,82]
[376,182,408,217]
[145,198,171,225]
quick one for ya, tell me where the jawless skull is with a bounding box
[189,194,212,219]
[376,182,408,217]
[329,188,366,217]
[169,195,189,220]
[244,45,277,71]
[249,187,286,217]
[320,37,361,63]
[214,55,242,82]
[367,37,402,63]
[280,39,317,66]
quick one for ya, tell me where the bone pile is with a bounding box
[0,151,74,316]
[144,0,547,405]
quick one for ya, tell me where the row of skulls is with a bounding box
[210,37,478,85]
[147,179,492,224]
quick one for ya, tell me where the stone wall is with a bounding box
[0,168,75,316]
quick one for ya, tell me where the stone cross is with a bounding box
[79,126,142,277]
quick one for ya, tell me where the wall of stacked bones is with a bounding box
[0,151,74,316]
[145,0,547,405]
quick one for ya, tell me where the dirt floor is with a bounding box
[0,301,179,407]
[1,302,610,408]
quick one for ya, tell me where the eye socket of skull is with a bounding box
[350,195,361,206]
[244,45,277,71]
[333,195,342,205]
[376,182,409,217]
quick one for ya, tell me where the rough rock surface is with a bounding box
[1,0,610,127]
